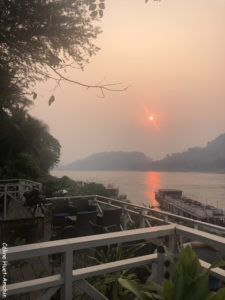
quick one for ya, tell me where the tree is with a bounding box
[0,0,100,82]
[0,0,154,179]
[3,153,42,180]
[0,104,60,179]
[0,0,128,97]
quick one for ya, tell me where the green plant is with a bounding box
[119,246,225,300]
[34,268,47,279]
[75,243,145,300]
[90,243,144,264]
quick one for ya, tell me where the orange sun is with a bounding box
[149,116,154,121]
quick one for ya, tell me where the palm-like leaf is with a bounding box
[119,246,225,300]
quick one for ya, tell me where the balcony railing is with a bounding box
[48,194,225,235]
[1,194,225,299]
[0,179,42,219]
[1,225,225,299]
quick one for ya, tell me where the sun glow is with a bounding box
[143,105,160,130]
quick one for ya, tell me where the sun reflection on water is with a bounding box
[145,172,160,207]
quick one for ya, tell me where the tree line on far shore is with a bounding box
[59,134,225,173]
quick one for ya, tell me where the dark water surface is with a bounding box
[52,170,225,210]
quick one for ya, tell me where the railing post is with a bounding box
[60,250,73,300]
[168,233,178,261]
[139,209,146,228]
[156,246,165,284]
[95,196,103,214]
[123,204,128,230]
[194,223,199,230]
[164,215,169,222]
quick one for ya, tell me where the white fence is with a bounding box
[92,195,225,235]
[1,194,225,299]
[0,179,42,219]
[1,224,225,299]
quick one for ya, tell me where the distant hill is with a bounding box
[58,151,153,171]
[151,133,225,172]
[58,134,225,172]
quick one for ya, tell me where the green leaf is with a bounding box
[209,260,225,270]
[143,291,163,300]
[183,273,210,300]
[118,278,153,300]
[212,288,225,300]
[143,280,163,293]
[162,280,175,300]
[48,95,55,106]
[173,266,185,300]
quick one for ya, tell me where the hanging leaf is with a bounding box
[209,260,225,270]
[99,10,103,18]
[99,3,105,9]
[212,288,225,300]
[32,92,37,100]
[89,4,96,11]
[48,95,55,106]
[90,10,98,18]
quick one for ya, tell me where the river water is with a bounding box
[52,170,225,210]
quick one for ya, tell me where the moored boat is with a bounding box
[155,189,225,226]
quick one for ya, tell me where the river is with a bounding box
[52,170,225,210]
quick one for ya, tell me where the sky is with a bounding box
[30,0,225,165]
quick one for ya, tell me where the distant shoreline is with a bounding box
[54,168,225,174]
[58,134,225,174]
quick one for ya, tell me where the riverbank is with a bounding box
[52,170,225,210]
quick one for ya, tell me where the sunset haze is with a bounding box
[30,0,225,165]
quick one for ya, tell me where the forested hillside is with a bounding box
[60,134,225,172]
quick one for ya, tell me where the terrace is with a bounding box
[1,195,225,299]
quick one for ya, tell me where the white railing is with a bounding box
[1,194,225,299]
[46,194,225,235]
[1,223,225,300]
[0,179,42,219]
[92,195,225,235]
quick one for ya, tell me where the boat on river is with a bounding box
[155,189,225,226]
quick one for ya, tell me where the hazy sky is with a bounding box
[31,0,225,165]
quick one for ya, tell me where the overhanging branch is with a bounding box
[48,65,130,96]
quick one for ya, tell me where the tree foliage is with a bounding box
[0,0,102,90]
[0,99,61,179]
[43,175,110,197]
[0,0,155,179]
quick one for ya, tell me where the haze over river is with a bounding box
[52,171,225,210]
